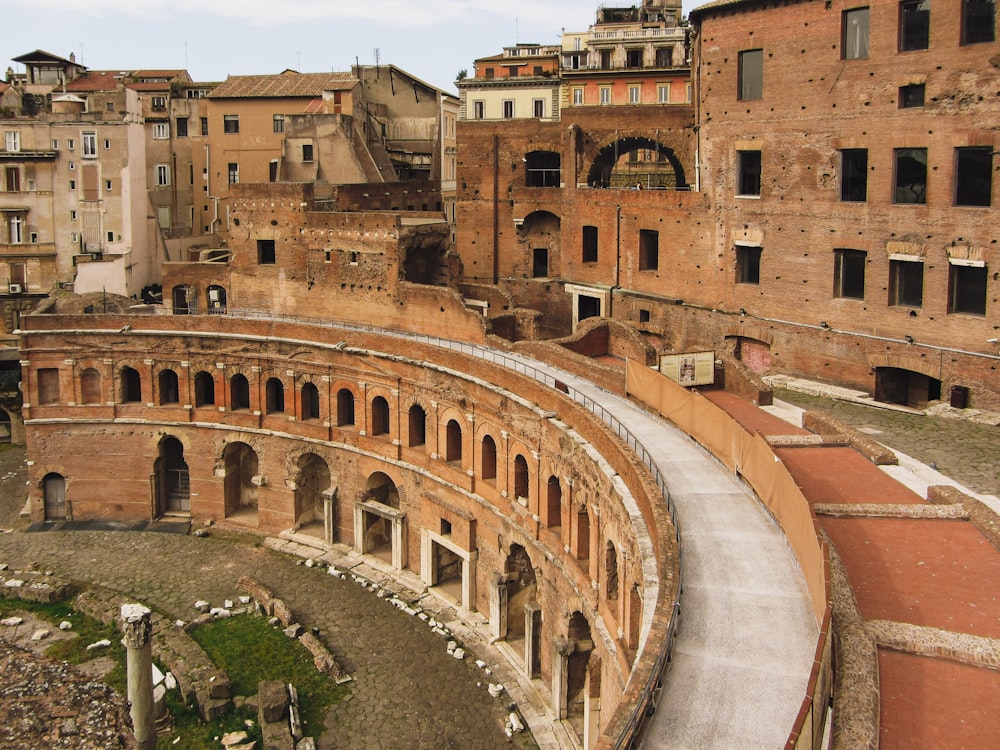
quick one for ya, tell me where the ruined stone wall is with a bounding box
[19,313,678,741]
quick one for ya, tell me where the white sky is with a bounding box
[6,0,698,94]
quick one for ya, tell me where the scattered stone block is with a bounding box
[258,680,290,723]
[194,600,210,612]
[221,730,249,747]
[59,620,72,630]
[283,623,303,638]
[86,638,111,651]
[0,616,22,626]
[207,670,232,699]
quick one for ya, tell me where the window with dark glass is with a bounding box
[841,149,869,201]
[582,225,598,263]
[948,263,988,315]
[736,245,762,284]
[894,148,927,204]
[834,249,867,299]
[176,117,188,137]
[962,0,996,44]
[639,230,659,271]
[738,49,763,100]
[899,0,930,51]
[737,150,762,196]
[257,239,276,264]
[223,114,239,134]
[302,144,314,162]
[955,147,992,206]
[899,83,925,107]
[843,8,870,59]
[889,260,924,306]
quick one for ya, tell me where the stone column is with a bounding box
[524,601,542,679]
[584,657,602,750]
[391,515,407,570]
[322,489,336,544]
[121,603,155,750]
[551,635,576,719]
[488,572,507,641]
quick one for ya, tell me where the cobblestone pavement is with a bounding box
[773,389,1000,498]
[0,524,529,750]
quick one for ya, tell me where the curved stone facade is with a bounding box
[19,312,678,748]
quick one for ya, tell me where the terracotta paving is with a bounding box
[776,447,926,506]
[878,650,1000,750]
[703,390,1000,748]
[822,517,1000,638]
[702,390,809,436]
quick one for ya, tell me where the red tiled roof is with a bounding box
[209,70,356,99]
[125,81,172,92]
[65,71,128,92]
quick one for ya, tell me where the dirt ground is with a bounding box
[0,443,27,531]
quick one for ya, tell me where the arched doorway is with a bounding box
[517,211,560,280]
[504,544,541,678]
[566,611,595,744]
[875,366,941,407]
[172,285,195,314]
[153,436,190,516]
[294,452,331,534]
[223,442,259,524]
[43,472,66,521]
[356,472,406,569]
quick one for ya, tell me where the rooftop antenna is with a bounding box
[373,48,380,77]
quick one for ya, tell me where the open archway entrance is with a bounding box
[223,442,259,525]
[875,367,941,407]
[587,136,687,190]
[355,472,407,569]
[503,544,541,678]
[563,611,597,745]
[293,452,332,537]
[153,436,190,517]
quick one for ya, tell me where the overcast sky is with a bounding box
[6,0,696,94]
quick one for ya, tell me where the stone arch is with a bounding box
[222,441,259,523]
[360,470,408,569]
[336,386,357,426]
[481,433,498,482]
[545,475,563,531]
[265,376,285,414]
[293,452,332,530]
[300,382,320,420]
[120,365,142,403]
[153,435,189,516]
[370,394,391,436]
[512,452,530,502]
[407,402,427,447]
[517,210,560,279]
[194,370,216,407]
[605,540,619,601]
[79,367,103,405]
[504,543,538,641]
[230,372,251,410]
[445,419,463,463]
[586,135,687,190]
[206,284,227,314]
[158,368,180,405]
[524,150,562,188]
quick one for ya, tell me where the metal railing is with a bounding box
[206,308,685,748]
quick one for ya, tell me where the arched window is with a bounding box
[206,284,227,314]
[301,382,320,420]
[230,374,250,410]
[80,368,102,404]
[513,454,529,500]
[337,389,355,426]
[265,378,285,414]
[445,419,462,462]
[194,371,215,407]
[481,435,497,481]
[546,476,562,530]
[371,396,390,435]
[408,404,426,446]
[606,541,619,600]
[121,366,142,403]
[158,369,179,405]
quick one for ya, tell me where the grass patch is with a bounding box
[0,597,127,693]
[191,613,349,736]
[159,692,261,750]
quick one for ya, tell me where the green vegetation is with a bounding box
[160,693,261,749]
[0,597,127,692]
[191,613,349,736]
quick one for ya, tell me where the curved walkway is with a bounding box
[493,353,817,749]
[5,322,819,750]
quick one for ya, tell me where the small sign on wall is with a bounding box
[659,351,715,387]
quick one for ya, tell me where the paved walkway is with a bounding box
[707,388,1000,750]
[492,353,818,750]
